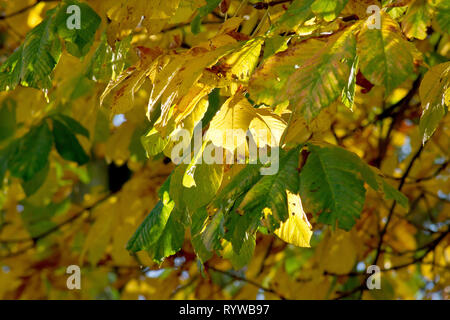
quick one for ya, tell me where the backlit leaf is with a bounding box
[357,12,415,96]
[311,0,349,22]
[419,62,450,143]
[250,27,357,120]
[401,0,430,40]
[274,191,312,248]
[55,0,101,58]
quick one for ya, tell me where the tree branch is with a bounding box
[252,0,293,10]
[371,144,426,267]
[333,228,449,299]
[207,265,287,300]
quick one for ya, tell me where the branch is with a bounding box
[333,228,449,299]
[380,229,449,272]
[373,77,422,167]
[207,265,287,300]
[334,284,365,300]
[256,238,274,277]
[421,189,450,203]
[371,143,426,269]
[253,0,293,9]
[354,143,426,299]
[385,160,448,184]
[339,76,421,142]
[160,20,223,33]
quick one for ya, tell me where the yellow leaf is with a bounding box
[249,107,286,147]
[207,94,256,152]
[224,38,263,93]
[274,191,312,248]
[101,48,162,115]
[207,94,286,151]
[148,44,238,126]
[105,0,181,41]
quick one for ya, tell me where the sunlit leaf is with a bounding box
[358,12,415,96]
[419,62,450,143]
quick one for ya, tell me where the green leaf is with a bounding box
[22,163,50,197]
[299,143,372,230]
[299,143,408,230]
[263,35,289,60]
[110,35,132,79]
[200,210,225,253]
[433,0,450,34]
[272,0,315,32]
[202,88,222,126]
[401,0,431,40]
[20,199,70,237]
[224,195,261,254]
[239,148,300,228]
[191,0,221,34]
[85,33,132,82]
[211,163,264,215]
[53,114,90,138]
[341,55,358,111]
[209,150,302,254]
[52,119,89,165]
[311,0,348,22]
[250,26,357,120]
[0,13,61,90]
[419,62,450,144]
[379,178,409,210]
[141,127,169,157]
[151,207,185,264]
[170,163,223,214]
[357,12,415,96]
[55,0,101,58]
[0,1,101,91]
[0,147,9,188]
[222,235,255,269]
[207,163,265,254]
[86,35,113,81]
[0,47,24,91]
[0,98,16,142]
[126,188,185,263]
[9,122,53,181]
[191,206,213,263]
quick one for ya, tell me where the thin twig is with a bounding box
[372,144,426,267]
[253,0,293,9]
[333,228,449,299]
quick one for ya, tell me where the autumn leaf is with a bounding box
[0,0,447,301]
[419,62,450,143]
